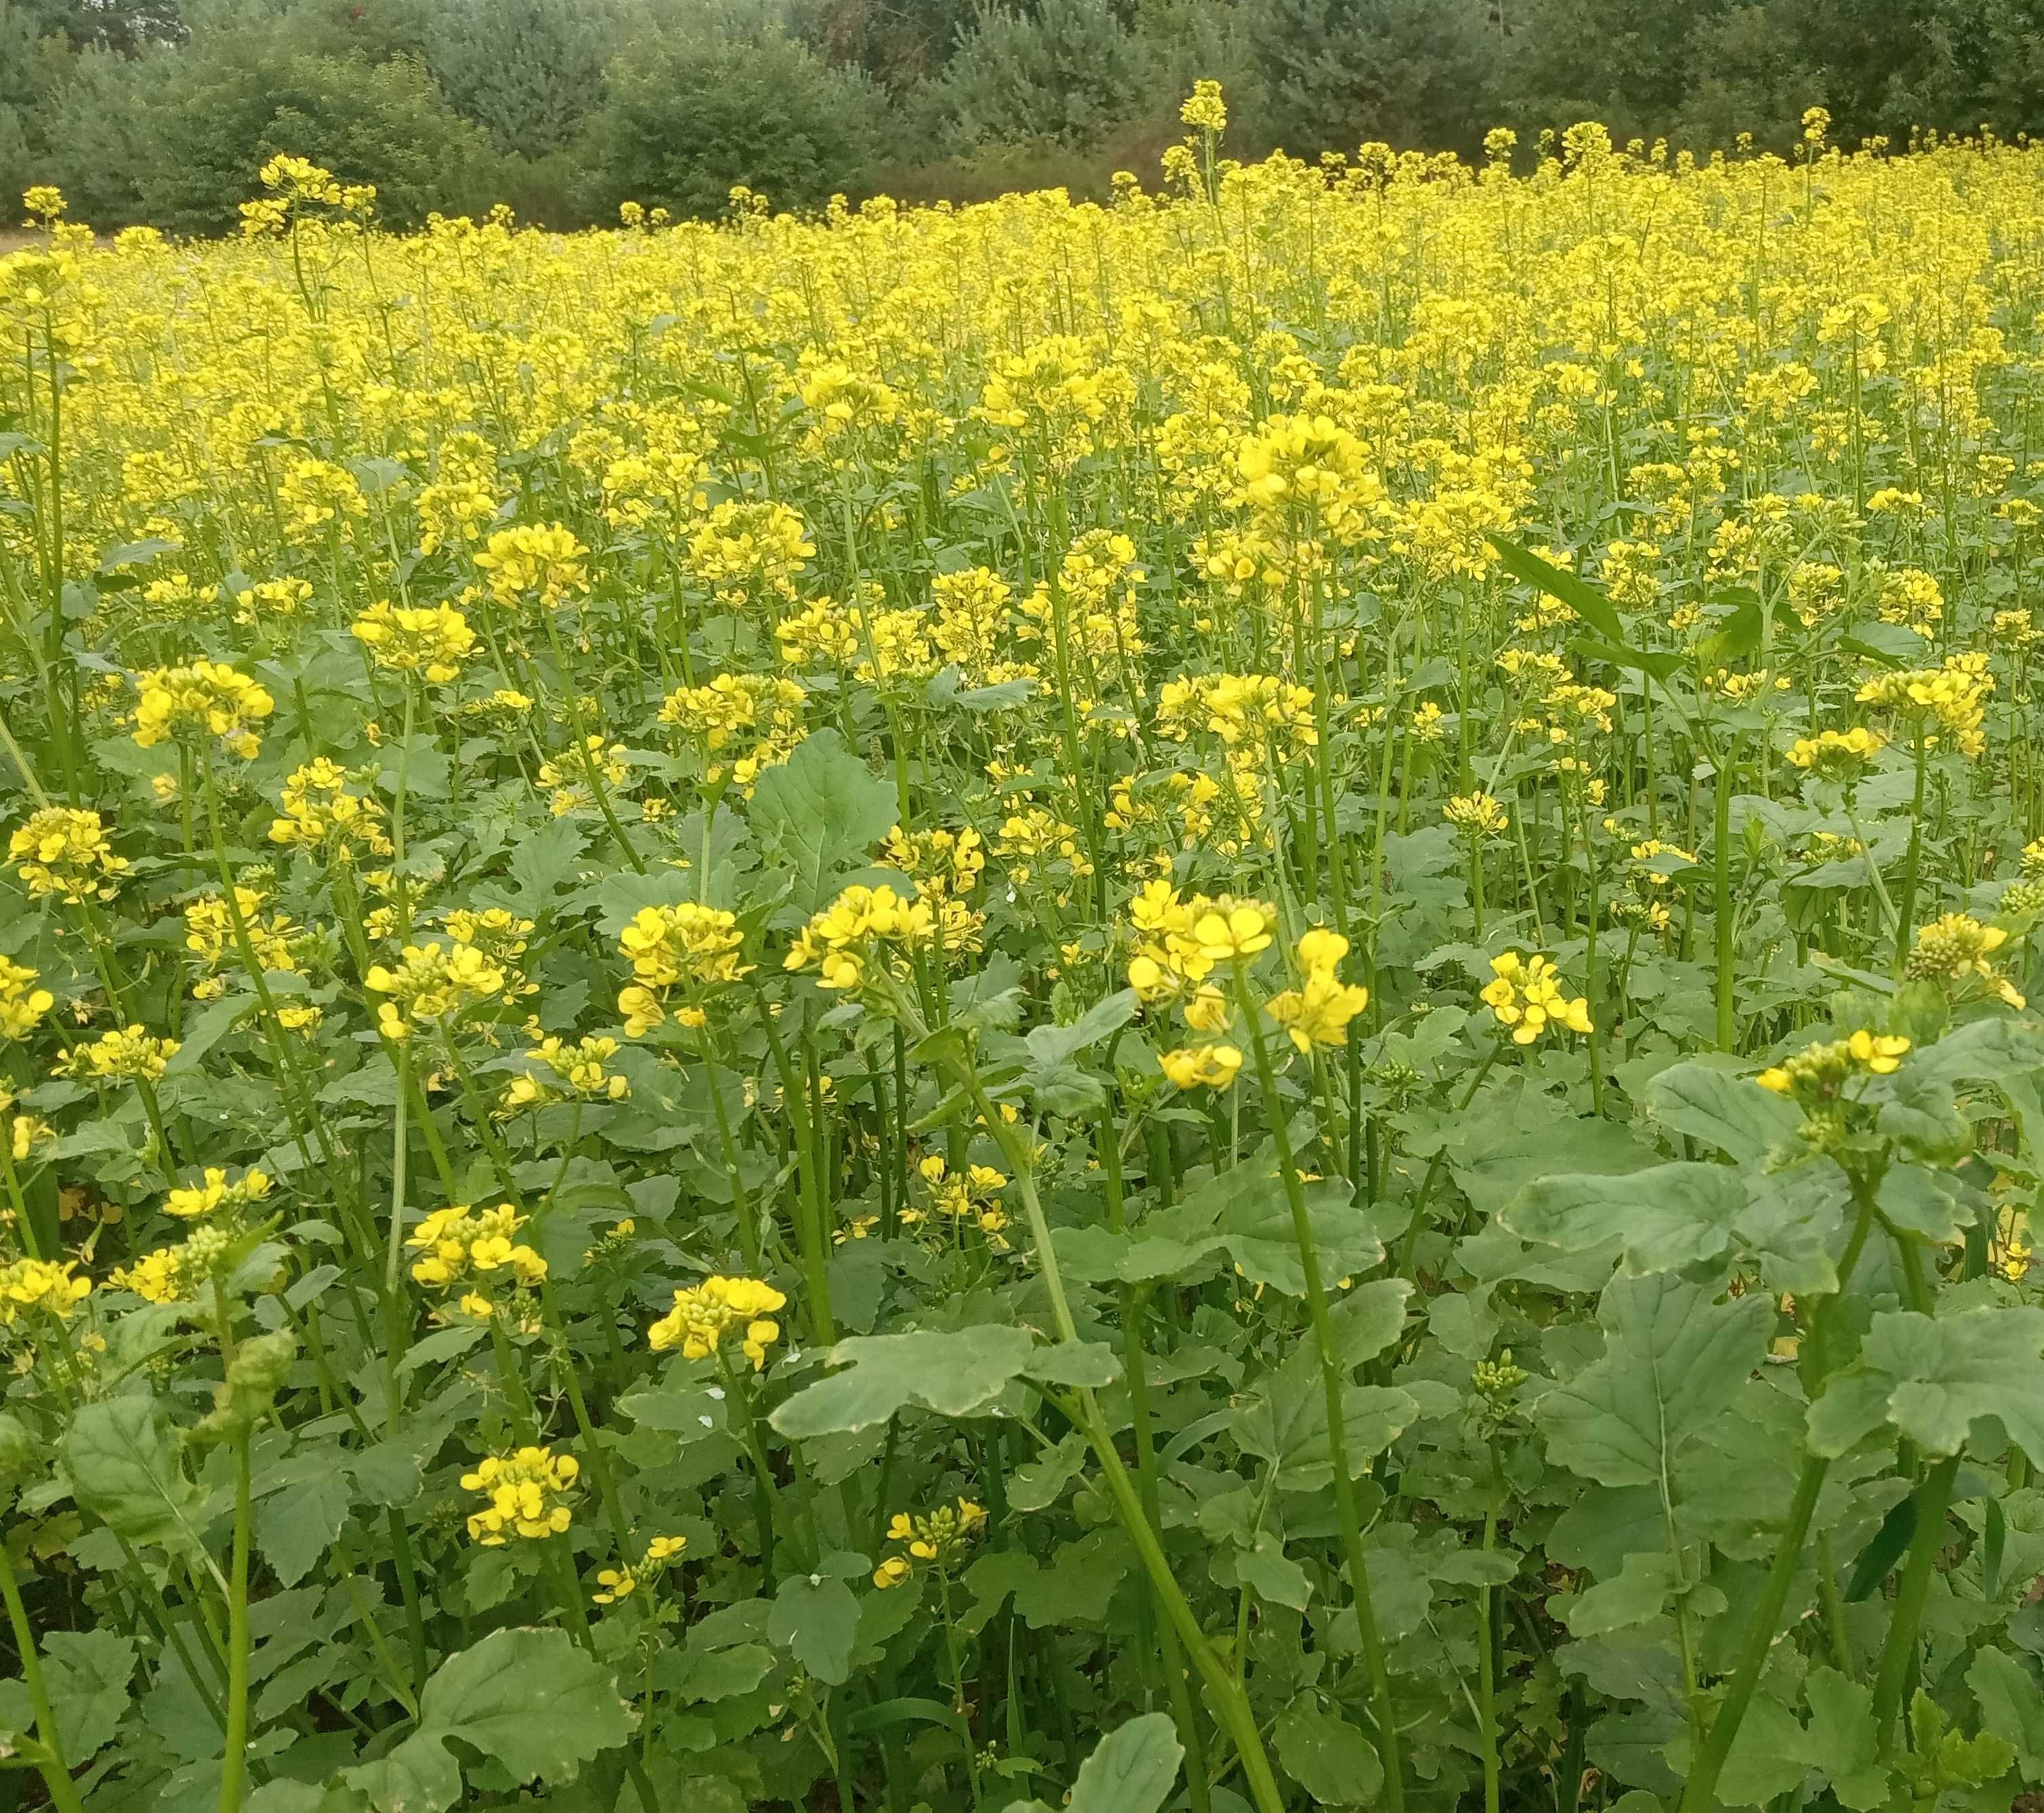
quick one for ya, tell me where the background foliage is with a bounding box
[14,0,2044,227]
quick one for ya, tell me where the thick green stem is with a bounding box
[1872,1453,1960,1751]
[219,1434,253,1813]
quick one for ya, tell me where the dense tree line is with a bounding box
[6,0,2044,231]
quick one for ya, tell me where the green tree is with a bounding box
[921,0,1152,152]
[1249,0,1503,158]
[137,37,490,233]
[424,0,622,158]
[580,22,882,219]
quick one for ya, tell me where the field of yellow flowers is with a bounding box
[7,87,2044,1813]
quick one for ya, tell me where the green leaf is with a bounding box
[1066,1712,1183,1813]
[768,1575,861,1684]
[257,1470,353,1587]
[1487,536,1626,642]
[1802,1667,1890,1810]
[769,1326,1038,1438]
[1118,1150,1385,1295]
[1969,1646,2044,1783]
[62,1395,203,1551]
[1504,1162,1747,1275]
[1002,1712,1183,1813]
[1806,1307,2044,1462]
[748,728,898,909]
[1566,1551,1676,1638]
[1844,1493,1916,1600]
[1274,1697,1384,1806]
[1643,1062,1802,1165]
[1234,1532,1313,1610]
[346,1627,632,1813]
[0,1630,135,1762]
[1540,1275,1774,1487]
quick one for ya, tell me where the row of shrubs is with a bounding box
[7,0,2044,232]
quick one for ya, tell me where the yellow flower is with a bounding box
[364,941,507,1040]
[460,1446,578,1546]
[474,523,589,609]
[1159,1043,1244,1090]
[132,661,275,758]
[0,1258,90,1322]
[406,1204,546,1292]
[0,959,54,1040]
[1907,913,2025,1008]
[350,601,477,684]
[165,1166,272,1220]
[647,1276,787,1369]
[1481,953,1593,1045]
[9,808,129,903]
[56,1025,177,1084]
[1444,793,1510,836]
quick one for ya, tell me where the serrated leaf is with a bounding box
[347,1628,632,1812]
[1969,1646,2044,1782]
[1540,1275,1773,1488]
[62,1395,203,1552]
[748,728,897,909]
[769,1326,1038,1438]
[257,1471,353,1588]
[1806,1307,2044,1462]
[0,1630,135,1762]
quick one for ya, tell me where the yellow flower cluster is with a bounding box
[461,1446,578,1546]
[473,523,588,609]
[785,884,946,995]
[0,1259,91,1325]
[1785,726,1885,780]
[9,807,128,903]
[659,673,807,791]
[1481,953,1593,1045]
[0,959,53,1041]
[1757,1029,1911,1100]
[1855,656,1995,758]
[365,940,506,1040]
[872,1498,988,1588]
[647,1275,786,1369]
[131,661,275,758]
[907,1156,1011,1250]
[592,1533,688,1607]
[1444,792,1510,836]
[57,1026,177,1084]
[407,1204,548,1293]
[1267,928,1370,1055]
[350,602,477,684]
[617,902,749,1035]
[165,1166,273,1220]
[269,758,391,860]
[1907,913,2026,1008]
[1156,673,1318,752]
[501,1036,630,1112]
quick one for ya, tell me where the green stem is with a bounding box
[0,1528,88,1813]
[219,1433,253,1813]
[1872,1453,1960,1751]
[1231,962,1405,1813]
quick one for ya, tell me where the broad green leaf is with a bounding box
[1002,1712,1183,1813]
[1487,536,1626,642]
[1540,1275,1773,1487]
[1118,1150,1385,1295]
[1234,1532,1313,1609]
[1274,1697,1384,1806]
[1806,1307,2044,1462]
[748,727,898,909]
[1643,1062,1802,1165]
[1503,1162,1746,1275]
[768,1326,1038,1437]
[257,1470,353,1587]
[0,1630,135,1762]
[346,1627,632,1812]
[769,1575,861,1684]
[1969,1646,2044,1783]
[1802,1667,1890,1810]
[62,1395,202,1551]
[1565,1551,1676,1638]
